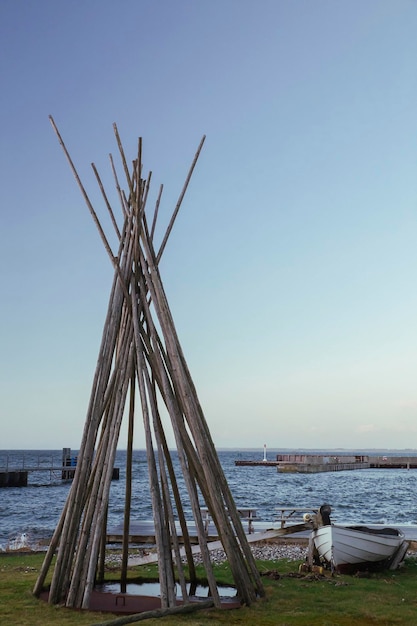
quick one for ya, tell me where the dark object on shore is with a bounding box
[260,570,281,580]
[319,504,332,526]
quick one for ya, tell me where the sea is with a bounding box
[1,448,417,550]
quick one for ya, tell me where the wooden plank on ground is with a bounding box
[389,541,409,570]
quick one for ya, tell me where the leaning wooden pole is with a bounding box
[121,369,135,591]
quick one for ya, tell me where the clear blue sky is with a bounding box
[1,0,417,450]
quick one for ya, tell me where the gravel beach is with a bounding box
[106,540,309,568]
[191,541,309,565]
[106,538,417,569]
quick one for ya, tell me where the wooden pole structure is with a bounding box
[34,120,264,611]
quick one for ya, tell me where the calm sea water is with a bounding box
[1,448,417,549]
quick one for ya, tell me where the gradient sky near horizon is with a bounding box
[1,0,417,450]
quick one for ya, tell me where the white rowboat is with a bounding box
[312,523,408,574]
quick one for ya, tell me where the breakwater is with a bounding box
[235,454,417,473]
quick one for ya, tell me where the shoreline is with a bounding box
[7,535,416,567]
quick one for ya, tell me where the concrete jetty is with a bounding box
[235,454,417,473]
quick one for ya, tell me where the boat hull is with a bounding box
[312,524,406,574]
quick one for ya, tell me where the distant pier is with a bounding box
[235,454,417,473]
[369,456,417,469]
[275,454,370,473]
[0,448,119,487]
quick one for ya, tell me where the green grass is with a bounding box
[1,552,417,625]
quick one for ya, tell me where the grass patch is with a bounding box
[1,552,417,625]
